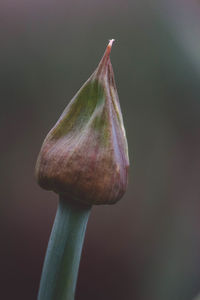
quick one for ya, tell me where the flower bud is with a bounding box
[35,40,129,205]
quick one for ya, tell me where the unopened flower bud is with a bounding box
[35,40,129,205]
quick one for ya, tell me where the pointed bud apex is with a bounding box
[35,40,129,205]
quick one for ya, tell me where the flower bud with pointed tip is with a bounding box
[35,40,129,205]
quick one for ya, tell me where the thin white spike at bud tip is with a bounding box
[108,39,115,49]
[103,39,115,60]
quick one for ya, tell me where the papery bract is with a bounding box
[35,40,129,205]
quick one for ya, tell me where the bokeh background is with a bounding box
[1,0,200,299]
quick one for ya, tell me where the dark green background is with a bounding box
[1,0,200,299]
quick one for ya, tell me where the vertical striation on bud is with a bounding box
[35,39,129,205]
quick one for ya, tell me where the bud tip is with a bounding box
[108,39,115,48]
[107,39,115,53]
[105,39,114,57]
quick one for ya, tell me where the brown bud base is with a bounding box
[35,40,129,205]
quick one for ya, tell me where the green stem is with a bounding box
[37,196,91,300]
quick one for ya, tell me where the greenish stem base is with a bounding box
[37,196,91,300]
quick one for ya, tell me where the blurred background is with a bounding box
[1,0,200,299]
